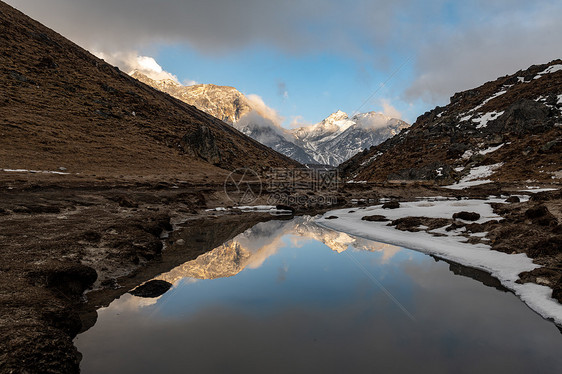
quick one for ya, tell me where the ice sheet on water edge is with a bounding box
[316,198,562,326]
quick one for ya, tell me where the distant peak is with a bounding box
[327,110,349,120]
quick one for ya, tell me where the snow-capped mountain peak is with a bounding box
[319,110,355,131]
[130,71,410,166]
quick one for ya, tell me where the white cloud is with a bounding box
[246,94,285,126]
[404,2,562,104]
[94,51,180,82]
[287,115,311,129]
[380,99,402,119]
[8,0,561,109]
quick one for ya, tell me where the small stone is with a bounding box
[453,211,480,221]
[505,196,520,203]
[361,215,389,222]
[382,201,400,209]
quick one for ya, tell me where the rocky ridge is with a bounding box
[340,60,562,185]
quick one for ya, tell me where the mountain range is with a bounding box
[340,60,562,186]
[131,71,410,166]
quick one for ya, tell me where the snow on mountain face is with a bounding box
[292,111,410,166]
[130,71,409,166]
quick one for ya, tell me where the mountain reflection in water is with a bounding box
[153,216,401,285]
[76,216,562,374]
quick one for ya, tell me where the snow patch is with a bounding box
[443,163,503,190]
[473,90,507,112]
[479,144,504,155]
[472,111,504,129]
[534,64,562,79]
[316,199,562,326]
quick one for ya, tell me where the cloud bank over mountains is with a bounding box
[8,0,562,105]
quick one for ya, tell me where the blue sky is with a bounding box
[155,44,419,125]
[8,0,562,127]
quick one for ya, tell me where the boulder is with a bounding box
[382,201,400,209]
[453,211,480,221]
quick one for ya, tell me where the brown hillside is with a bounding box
[0,1,299,182]
[341,60,562,185]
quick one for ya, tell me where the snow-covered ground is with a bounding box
[316,198,562,326]
[443,163,503,189]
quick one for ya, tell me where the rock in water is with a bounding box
[129,280,172,298]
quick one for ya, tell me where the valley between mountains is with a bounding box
[0,0,561,372]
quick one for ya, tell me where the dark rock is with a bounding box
[361,215,389,222]
[81,230,102,242]
[527,236,562,257]
[453,211,481,221]
[525,205,558,226]
[382,201,400,209]
[116,196,138,208]
[325,215,338,220]
[491,99,550,134]
[36,56,58,69]
[505,196,520,203]
[447,143,469,158]
[180,125,221,165]
[525,205,548,218]
[129,280,172,298]
[530,190,562,202]
[390,217,423,231]
[446,222,464,231]
[30,263,97,298]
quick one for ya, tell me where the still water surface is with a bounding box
[76,216,562,373]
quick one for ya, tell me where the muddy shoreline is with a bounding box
[0,175,560,373]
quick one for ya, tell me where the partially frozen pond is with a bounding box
[76,216,562,373]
